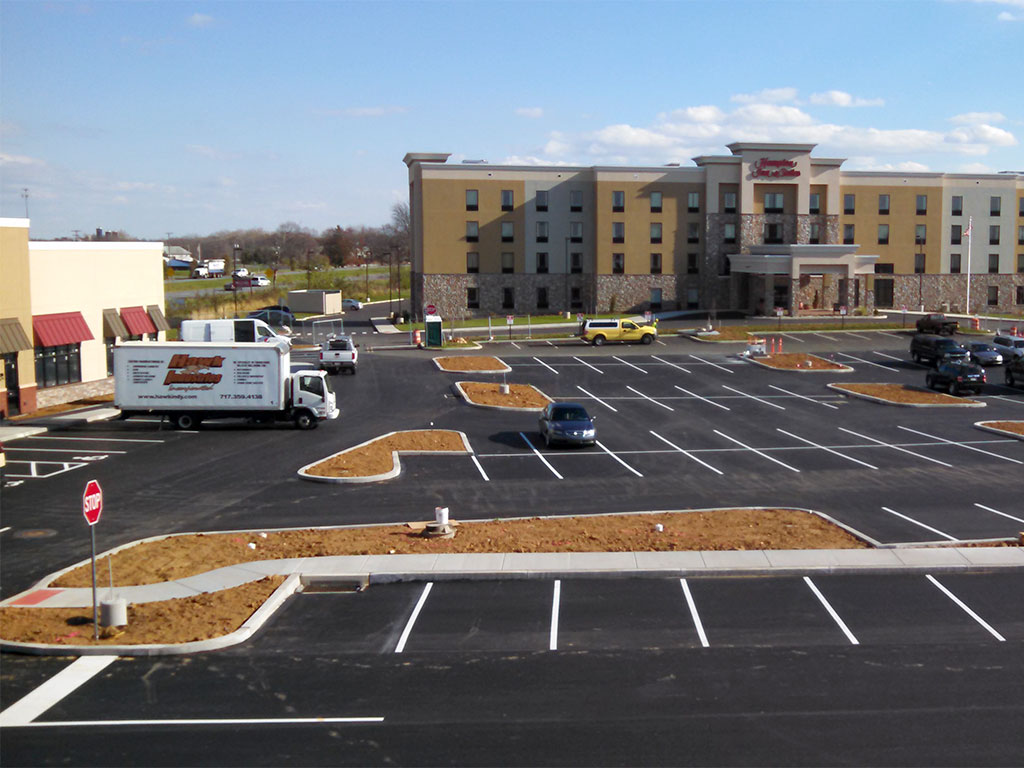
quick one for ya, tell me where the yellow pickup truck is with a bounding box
[579,318,658,346]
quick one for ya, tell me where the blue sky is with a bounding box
[2,0,1022,240]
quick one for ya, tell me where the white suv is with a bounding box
[991,333,1024,361]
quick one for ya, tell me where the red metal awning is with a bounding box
[32,312,95,348]
[120,306,157,336]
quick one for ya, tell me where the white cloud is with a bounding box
[515,107,543,119]
[997,10,1024,19]
[730,87,798,104]
[187,13,214,28]
[0,152,45,166]
[809,90,884,107]
[502,155,573,166]
[950,112,1006,124]
[957,162,996,173]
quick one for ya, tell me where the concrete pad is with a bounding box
[501,552,573,572]
[633,551,707,570]
[361,554,439,573]
[829,549,905,567]
[566,552,639,570]
[700,550,772,569]
[892,548,971,567]
[0,425,47,441]
[431,553,507,571]
[51,407,120,422]
[950,547,1024,566]
[764,549,846,568]
[235,558,313,576]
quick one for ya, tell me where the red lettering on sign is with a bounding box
[751,157,800,178]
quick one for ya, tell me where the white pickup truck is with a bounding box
[319,336,358,375]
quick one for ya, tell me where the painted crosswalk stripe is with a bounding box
[0,656,117,726]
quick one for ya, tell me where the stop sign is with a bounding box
[82,479,103,526]
[425,304,437,315]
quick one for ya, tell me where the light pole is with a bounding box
[563,237,571,316]
[386,252,393,318]
[306,249,312,289]
[364,248,370,300]
[232,243,240,316]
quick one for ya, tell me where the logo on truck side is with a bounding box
[163,354,225,385]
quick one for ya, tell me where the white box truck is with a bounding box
[180,318,291,345]
[113,340,338,430]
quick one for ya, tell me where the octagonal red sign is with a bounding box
[82,479,103,526]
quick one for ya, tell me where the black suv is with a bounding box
[926,361,986,396]
[910,334,969,367]
[1005,356,1024,388]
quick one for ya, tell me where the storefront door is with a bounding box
[3,353,20,417]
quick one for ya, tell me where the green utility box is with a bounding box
[425,315,443,347]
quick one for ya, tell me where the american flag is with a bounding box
[963,216,973,239]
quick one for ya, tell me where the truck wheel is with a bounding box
[294,411,317,430]
[174,413,196,430]
[641,334,654,345]
[1007,371,1016,386]
[592,335,605,346]
[947,382,957,396]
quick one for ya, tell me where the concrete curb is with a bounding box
[828,383,987,408]
[974,421,1024,441]
[746,356,854,373]
[453,381,552,412]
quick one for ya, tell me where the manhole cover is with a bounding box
[12,529,58,539]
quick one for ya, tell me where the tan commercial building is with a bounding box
[1,219,168,418]
[404,143,1024,319]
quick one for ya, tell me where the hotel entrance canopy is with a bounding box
[728,245,878,279]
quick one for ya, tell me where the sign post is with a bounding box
[506,314,514,340]
[82,479,103,639]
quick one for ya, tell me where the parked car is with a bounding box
[248,308,296,327]
[966,342,1003,366]
[578,318,658,346]
[342,298,363,311]
[258,304,292,314]
[910,334,969,367]
[1004,356,1024,388]
[925,361,986,396]
[250,275,270,287]
[915,313,958,335]
[231,268,249,278]
[538,402,596,448]
[991,333,1024,361]
[191,265,209,278]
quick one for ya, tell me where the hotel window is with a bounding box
[843,194,855,215]
[766,223,784,244]
[687,192,700,213]
[34,344,82,389]
[570,190,582,212]
[875,278,894,308]
[724,191,738,214]
[1018,285,1024,304]
[989,225,1000,245]
[916,195,928,215]
[915,252,926,274]
[687,222,700,243]
[951,225,962,245]
[536,221,549,243]
[687,287,699,310]
[878,194,890,215]
[502,287,515,309]
[843,224,855,245]
[612,222,625,243]
[570,286,582,310]
[536,190,549,211]
[466,221,479,242]
[650,191,662,213]
[1019,196,1024,216]
[650,253,662,274]
[570,221,583,243]
[877,224,889,245]
[612,190,625,213]
[1018,225,1024,245]
[874,263,894,274]
[988,286,999,306]
[501,189,514,211]
[915,224,927,245]
[1019,253,1024,273]
[809,193,820,215]
[988,254,1000,274]
[467,287,479,309]
[687,253,699,274]
[809,223,821,244]
[536,287,549,309]
[571,252,583,274]
[950,253,961,274]
[952,195,963,216]
[650,222,662,244]
[765,193,783,214]
[466,252,479,273]
[501,222,514,242]
[723,222,736,244]
[536,252,548,274]
[465,189,478,211]
[501,252,514,274]
[991,196,1001,216]
[612,253,625,274]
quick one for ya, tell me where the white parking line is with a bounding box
[713,430,801,472]
[836,352,899,371]
[549,580,561,650]
[674,385,730,411]
[880,506,959,541]
[26,436,166,443]
[776,429,879,469]
[721,384,786,410]
[470,455,490,481]
[768,384,840,409]
[10,716,385,728]
[0,656,118,726]
[845,332,871,340]
[780,333,805,344]
[519,431,564,479]
[803,577,859,645]
[974,503,1024,526]
[613,356,647,373]
[533,356,559,374]
[879,331,905,339]
[839,427,953,467]
[573,356,604,373]
[626,385,674,411]
[926,575,1006,642]
[5,460,89,479]
[689,354,734,373]
[5,447,126,454]
[873,351,905,362]
[595,440,643,477]
[576,386,618,412]
[394,582,433,653]
[679,579,709,648]
[813,333,840,341]
[650,355,692,373]
[510,342,521,349]
[896,426,1023,464]
[650,431,723,474]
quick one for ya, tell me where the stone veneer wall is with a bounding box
[881,273,1024,315]
[35,377,114,410]
[422,273,597,318]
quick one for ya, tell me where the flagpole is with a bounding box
[965,215,972,315]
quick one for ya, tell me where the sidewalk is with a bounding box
[0,406,122,442]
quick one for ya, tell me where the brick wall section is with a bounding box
[36,377,114,410]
